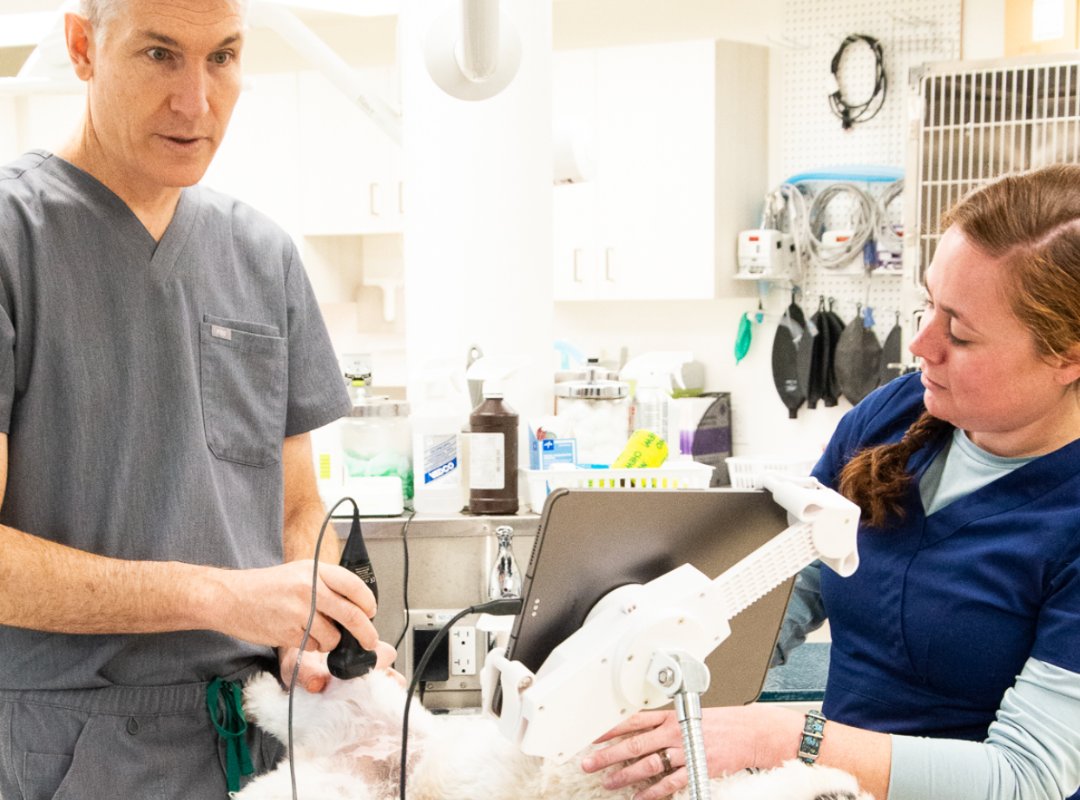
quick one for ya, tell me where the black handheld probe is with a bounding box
[326,506,380,680]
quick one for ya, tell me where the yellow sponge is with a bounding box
[612,430,669,469]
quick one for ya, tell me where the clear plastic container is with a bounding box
[554,378,630,466]
[340,398,414,503]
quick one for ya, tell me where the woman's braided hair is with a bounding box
[839,164,1080,528]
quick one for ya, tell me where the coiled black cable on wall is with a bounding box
[828,34,887,130]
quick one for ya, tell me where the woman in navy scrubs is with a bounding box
[583,164,1080,800]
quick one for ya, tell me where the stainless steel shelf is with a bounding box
[331,511,541,540]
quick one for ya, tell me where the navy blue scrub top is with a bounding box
[813,373,1080,741]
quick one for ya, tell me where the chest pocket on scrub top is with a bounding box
[200,315,288,468]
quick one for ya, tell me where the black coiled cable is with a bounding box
[828,34,887,130]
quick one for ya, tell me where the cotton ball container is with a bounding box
[554,378,630,466]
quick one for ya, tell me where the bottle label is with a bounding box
[422,433,460,485]
[637,403,668,439]
[470,432,505,490]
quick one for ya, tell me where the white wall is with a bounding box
[400,0,554,430]
[553,296,846,457]
[963,0,1007,60]
[0,96,18,163]
[552,0,784,50]
[1,0,1010,461]
[1,91,83,157]
[554,0,1001,460]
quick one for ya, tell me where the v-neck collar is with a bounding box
[40,150,201,281]
[914,434,1080,545]
[152,186,200,282]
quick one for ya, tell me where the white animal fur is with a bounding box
[236,670,872,800]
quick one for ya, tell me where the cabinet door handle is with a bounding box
[573,248,584,282]
[605,247,615,282]
[370,183,381,216]
[398,180,404,215]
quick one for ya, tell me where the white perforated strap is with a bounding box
[716,522,817,618]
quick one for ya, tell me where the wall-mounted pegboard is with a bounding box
[776,0,961,329]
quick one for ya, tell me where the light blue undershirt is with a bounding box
[775,430,1080,800]
[919,428,1038,516]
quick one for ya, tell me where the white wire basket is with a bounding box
[523,461,714,514]
[724,456,819,489]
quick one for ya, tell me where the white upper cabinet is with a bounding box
[553,40,717,300]
[205,67,403,238]
[203,73,303,235]
[298,66,403,236]
[552,48,601,300]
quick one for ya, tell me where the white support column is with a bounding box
[402,0,555,438]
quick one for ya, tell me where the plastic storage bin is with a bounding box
[724,456,819,489]
[524,461,714,513]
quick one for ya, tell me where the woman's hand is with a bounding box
[581,705,804,800]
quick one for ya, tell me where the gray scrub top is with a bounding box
[0,151,351,690]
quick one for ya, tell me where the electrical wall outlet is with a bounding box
[405,609,484,707]
[450,626,476,675]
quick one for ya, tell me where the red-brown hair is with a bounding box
[840,164,1080,528]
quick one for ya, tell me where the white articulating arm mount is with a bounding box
[247,2,402,146]
[481,475,860,765]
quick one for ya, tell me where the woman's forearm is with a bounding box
[807,718,892,800]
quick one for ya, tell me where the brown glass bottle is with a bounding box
[469,395,519,514]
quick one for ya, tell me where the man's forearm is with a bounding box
[0,433,369,652]
[282,492,338,564]
[0,523,220,634]
[281,432,338,565]
[0,434,216,635]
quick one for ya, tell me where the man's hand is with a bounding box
[279,640,403,693]
[205,559,379,653]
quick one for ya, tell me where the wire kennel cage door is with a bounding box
[905,52,1080,286]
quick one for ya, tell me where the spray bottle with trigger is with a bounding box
[619,351,692,452]
[326,503,380,680]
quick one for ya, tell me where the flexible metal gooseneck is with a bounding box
[674,689,712,800]
[653,650,713,800]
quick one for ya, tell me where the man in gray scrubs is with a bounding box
[0,0,394,795]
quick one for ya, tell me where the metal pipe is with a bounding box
[457,0,500,82]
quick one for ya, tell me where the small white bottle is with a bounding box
[410,361,468,514]
[620,352,692,449]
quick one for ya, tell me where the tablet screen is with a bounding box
[505,487,794,709]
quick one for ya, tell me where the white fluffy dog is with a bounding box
[236,670,872,800]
